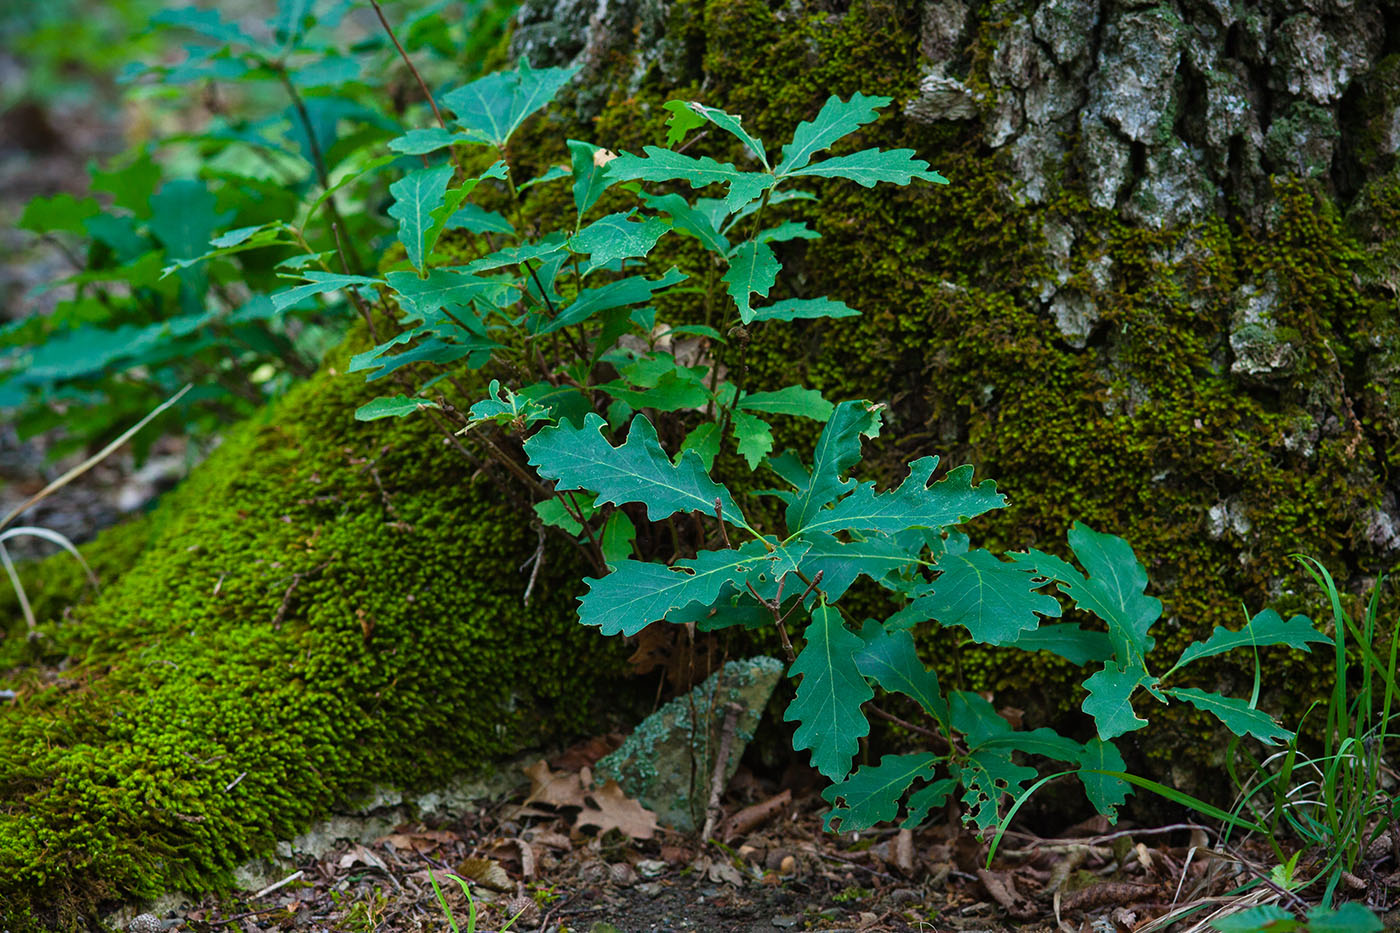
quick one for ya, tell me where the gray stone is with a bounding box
[1265,101,1340,178]
[919,0,968,63]
[905,69,981,122]
[1124,139,1216,228]
[1078,114,1132,209]
[593,656,786,832]
[1229,283,1301,380]
[1090,6,1186,144]
[1031,0,1098,65]
[1270,13,1368,105]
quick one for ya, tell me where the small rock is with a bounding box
[636,858,667,878]
[607,861,638,887]
[128,915,162,933]
[579,860,608,884]
[771,915,801,929]
[636,882,664,898]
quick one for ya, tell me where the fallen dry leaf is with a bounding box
[575,780,658,840]
[454,857,512,892]
[522,759,588,809]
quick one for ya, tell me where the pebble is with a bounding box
[636,882,664,898]
[636,858,667,878]
[771,915,801,928]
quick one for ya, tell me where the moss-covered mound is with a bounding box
[505,0,1400,765]
[0,357,628,930]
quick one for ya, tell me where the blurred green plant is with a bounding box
[4,0,513,461]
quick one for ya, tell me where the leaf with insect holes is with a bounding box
[786,605,873,780]
[854,620,948,726]
[948,691,1042,830]
[538,268,687,334]
[749,297,860,322]
[271,271,381,311]
[354,395,440,421]
[570,210,670,274]
[900,549,1061,645]
[731,410,774,469]
[606,147,776,212]
[738,386,833,421]
[684,101,769,167]
[821,753,942,832]
[1165,688,1293,744]
[802,459,1004,537]
[388,165,453,273]
[724,240,780,322]
[442,61,580,147]
[1082,663,1156,740]
[785,400,883,533]
[785,148,948,187]
[641,192,730,255]
[1077,737,1129,821]
[523,413,744,524]
[568,139,618,222]
[579,540,802,636]
[577,781,659,840]
[775,92,891,176]
[1169,609,1326,674]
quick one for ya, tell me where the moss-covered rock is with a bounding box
[0,353,630,930]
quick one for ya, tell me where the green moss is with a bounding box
[0,360,631,930]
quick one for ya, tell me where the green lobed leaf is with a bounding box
[271,271,381,311]
[731,410,774,470]
[150,179,235,260]
[724,239,780,323]
[354,395,441,421]
[1033,524,1162,672]
[579,540,798,636]
[19,192,100,234]
[442,61,580,148]
[854,620,948,727]
[821,753,941,832]
[640,192,730,255]
[348,325,498,380]
[1165,688,1293,744]
[1212,905,1296,933]
[386,269,502,326]
[519,164,571,192]
[737,386,833,420]
[522,413,745,524]
[539,268,688,334]
[787,532,913,602]
[389,127,472,155]
[1082,664,1156,740]
[466,233,567,274]
[785,148,948,187]
[752,221,820,245]
[1169,609,1326,675]
[662,100,706,147]
[1002,623,1113,666]
[569,210,670,274]
[567,139,618,223]
[606,146,776,212]
[597,371,711,412]
[388,164,454,273]
[1077,737,1129,821]
[680,423,722,471]
[600,512,637,568]
[902,549,1060,645]
[534,498,586,536]
[1307,904,1385,933]
[775,92,891,176]
[785,605,874,780]
[785,399,883,533]
[445,203,514,235]
[467,380,549,429]
[803,459,1005,537]
[748,296,861,322]
[685,101,769,167]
